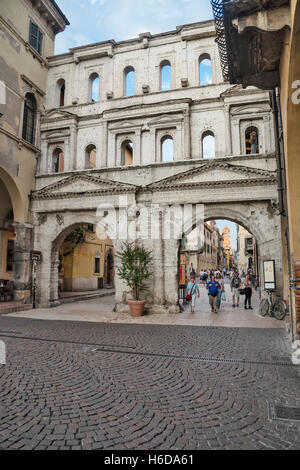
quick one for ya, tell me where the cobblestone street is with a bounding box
[0,315,299,450]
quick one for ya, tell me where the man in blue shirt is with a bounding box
[206,275,221,313]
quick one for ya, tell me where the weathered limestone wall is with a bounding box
[31,20,283,312]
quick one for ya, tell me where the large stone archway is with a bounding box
[33,211,118,308]
[31,160,283,312]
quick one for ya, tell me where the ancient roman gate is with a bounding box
[31,20,282,312]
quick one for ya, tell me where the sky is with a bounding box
[54,0,213,54]
[215,221,238,250]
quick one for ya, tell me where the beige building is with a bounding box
[60,225,114,292]
[0,0,68,303]
[236,225,257,276]
[183,221,221,275]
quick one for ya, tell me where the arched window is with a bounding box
[52,148,64,173]
[56,79,65,107]
[160,60,171,91]
[199,54,212,86]
[124,67,135,96]
[245,126,259,155]
[89,73,99,102]
[85,144,96,169]
[161,135,174,163]
[202,131,215,158]
[121,140,133,165]
[22,93,37,145]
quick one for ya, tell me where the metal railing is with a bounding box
[210,0,231,82]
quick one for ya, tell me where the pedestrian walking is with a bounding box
[186,276,200,313]
[216,272,225,310]
[206,275,221,313]
[231,272,241,307]
[244,273,253,310]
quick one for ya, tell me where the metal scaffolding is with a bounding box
[210,0,231,82]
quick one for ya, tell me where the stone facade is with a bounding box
[31,20,283,313]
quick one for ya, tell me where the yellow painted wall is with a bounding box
[62,227,114,291]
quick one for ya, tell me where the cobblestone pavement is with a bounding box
[0,316,299,450]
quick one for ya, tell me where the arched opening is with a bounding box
[199,54,212,86]
[56,79,65,107]
[160,60,171,91]
[54,224,115,301]
[52,148,64,173]
[85,144,96,169]
[105,249,114,288]
[177,210,282,327]
[121,140,133,166]
[89,73,99,102]
[0,178,15,286]
[245,126,259,155]
[161,135,174,162]
[0,168,24,223]
[202,131,215,158]
[124,66,135,96]
[22,93,37,145]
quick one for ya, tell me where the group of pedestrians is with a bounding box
[185,268,254,314]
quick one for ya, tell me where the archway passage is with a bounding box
[56,224,115,302]
[0,178,15,285]
[178,217,283,328]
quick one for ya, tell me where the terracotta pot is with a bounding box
[128,300,146,317]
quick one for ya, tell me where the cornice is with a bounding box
[35,153,277,179]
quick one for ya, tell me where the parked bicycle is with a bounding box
[259,290,287,320]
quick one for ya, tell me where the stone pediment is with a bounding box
[149,114,182,125]
[231,105,269,115]
[147,162,277,190]
[42,109,78,121]
[31,174,138,200]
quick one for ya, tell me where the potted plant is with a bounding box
[117,241,153,316]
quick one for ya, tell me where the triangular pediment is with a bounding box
[42,109,79,121]
[147,162,277,190]
[31,174,137,199]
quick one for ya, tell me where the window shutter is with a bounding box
[37,29,43,55]
[29,20,42,55]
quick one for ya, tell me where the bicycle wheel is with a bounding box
[259,299,270,317]
[273,299,286,320]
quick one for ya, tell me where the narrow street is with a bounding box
[6,283,284,329]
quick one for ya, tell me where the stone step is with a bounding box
[60,291,115,304]
[0,302,33,315]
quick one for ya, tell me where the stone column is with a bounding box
[183,108,191,160]
[68,123,78,171]
[152,208,165,307]
[150,128,157,163]
[101,121,108,168]
[13,223,33,304]
[224,104,232,156]
[163,238,181,313]
[134,129,142,165]
[39,137,48,174]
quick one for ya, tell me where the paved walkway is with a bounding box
[0,316,299,450]
[6,285,285,329]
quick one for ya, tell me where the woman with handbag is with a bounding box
[244,273,253,310]
[186,276,200,313]
[216,272,225,310]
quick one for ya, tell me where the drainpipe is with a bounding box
[270,89,285,215]
[275,89,296,341]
